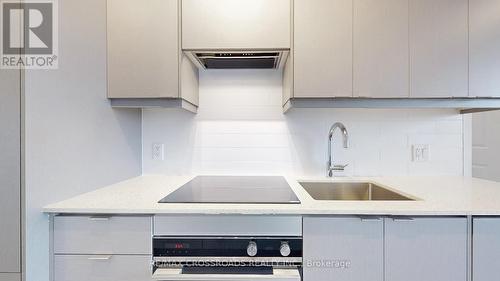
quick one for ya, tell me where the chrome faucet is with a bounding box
[327,122,349,177]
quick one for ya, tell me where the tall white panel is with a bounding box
[0,69,21,273]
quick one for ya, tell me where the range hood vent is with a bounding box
[185,50,289,70]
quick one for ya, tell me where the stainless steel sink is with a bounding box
[299,181,415,201]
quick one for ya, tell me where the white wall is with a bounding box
[24,1,142,281]
[143,70,465,177]
[472,110,500,181]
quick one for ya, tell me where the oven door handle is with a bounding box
[152,268,301,281]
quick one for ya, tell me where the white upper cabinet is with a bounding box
[409,0,468,97]
[294,0,353,98]
[353,0,409,98]
[182,0,291,50]
[470,0,500,97]
[107,0,180,99]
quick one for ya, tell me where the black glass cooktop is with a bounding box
[159,176,300,204]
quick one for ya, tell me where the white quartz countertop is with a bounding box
[43,175,500,215]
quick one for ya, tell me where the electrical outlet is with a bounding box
[152,143,164,160]
[412,144,430,162]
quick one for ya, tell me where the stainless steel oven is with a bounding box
[152,236,302,281]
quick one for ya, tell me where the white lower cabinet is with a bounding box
[53,216,153,281]
[473,217,500,281]
[54,216,152,255]
[54,255,152,281]
[303,216,467,281]
[303,217,384,281]
[0,273,20,281]
[384,217,467,281]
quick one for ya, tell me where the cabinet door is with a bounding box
[294,0,353,98]
[473,217,500,281]
[0,69,21,273]
[303,217,383,281]
[107,0,179,98]
[182,0,291,50]
[385,217,467,281]
[409,0,468,97]
[353,0,409,98]
[470,0,500,97]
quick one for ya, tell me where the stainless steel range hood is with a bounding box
[185,50,289,70]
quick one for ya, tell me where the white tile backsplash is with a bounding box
[143,70,464,177]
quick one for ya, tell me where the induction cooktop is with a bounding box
[159,176,301,204]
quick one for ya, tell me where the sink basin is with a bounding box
[299,181,415,201]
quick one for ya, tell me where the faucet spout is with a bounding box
[327,122,349,177]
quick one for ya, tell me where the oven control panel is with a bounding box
[153,237,302,258]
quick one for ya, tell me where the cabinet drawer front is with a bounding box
[154,215,302,236]
[0,273,21,281]
[54,255,152,281]
[54,216,152,254]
